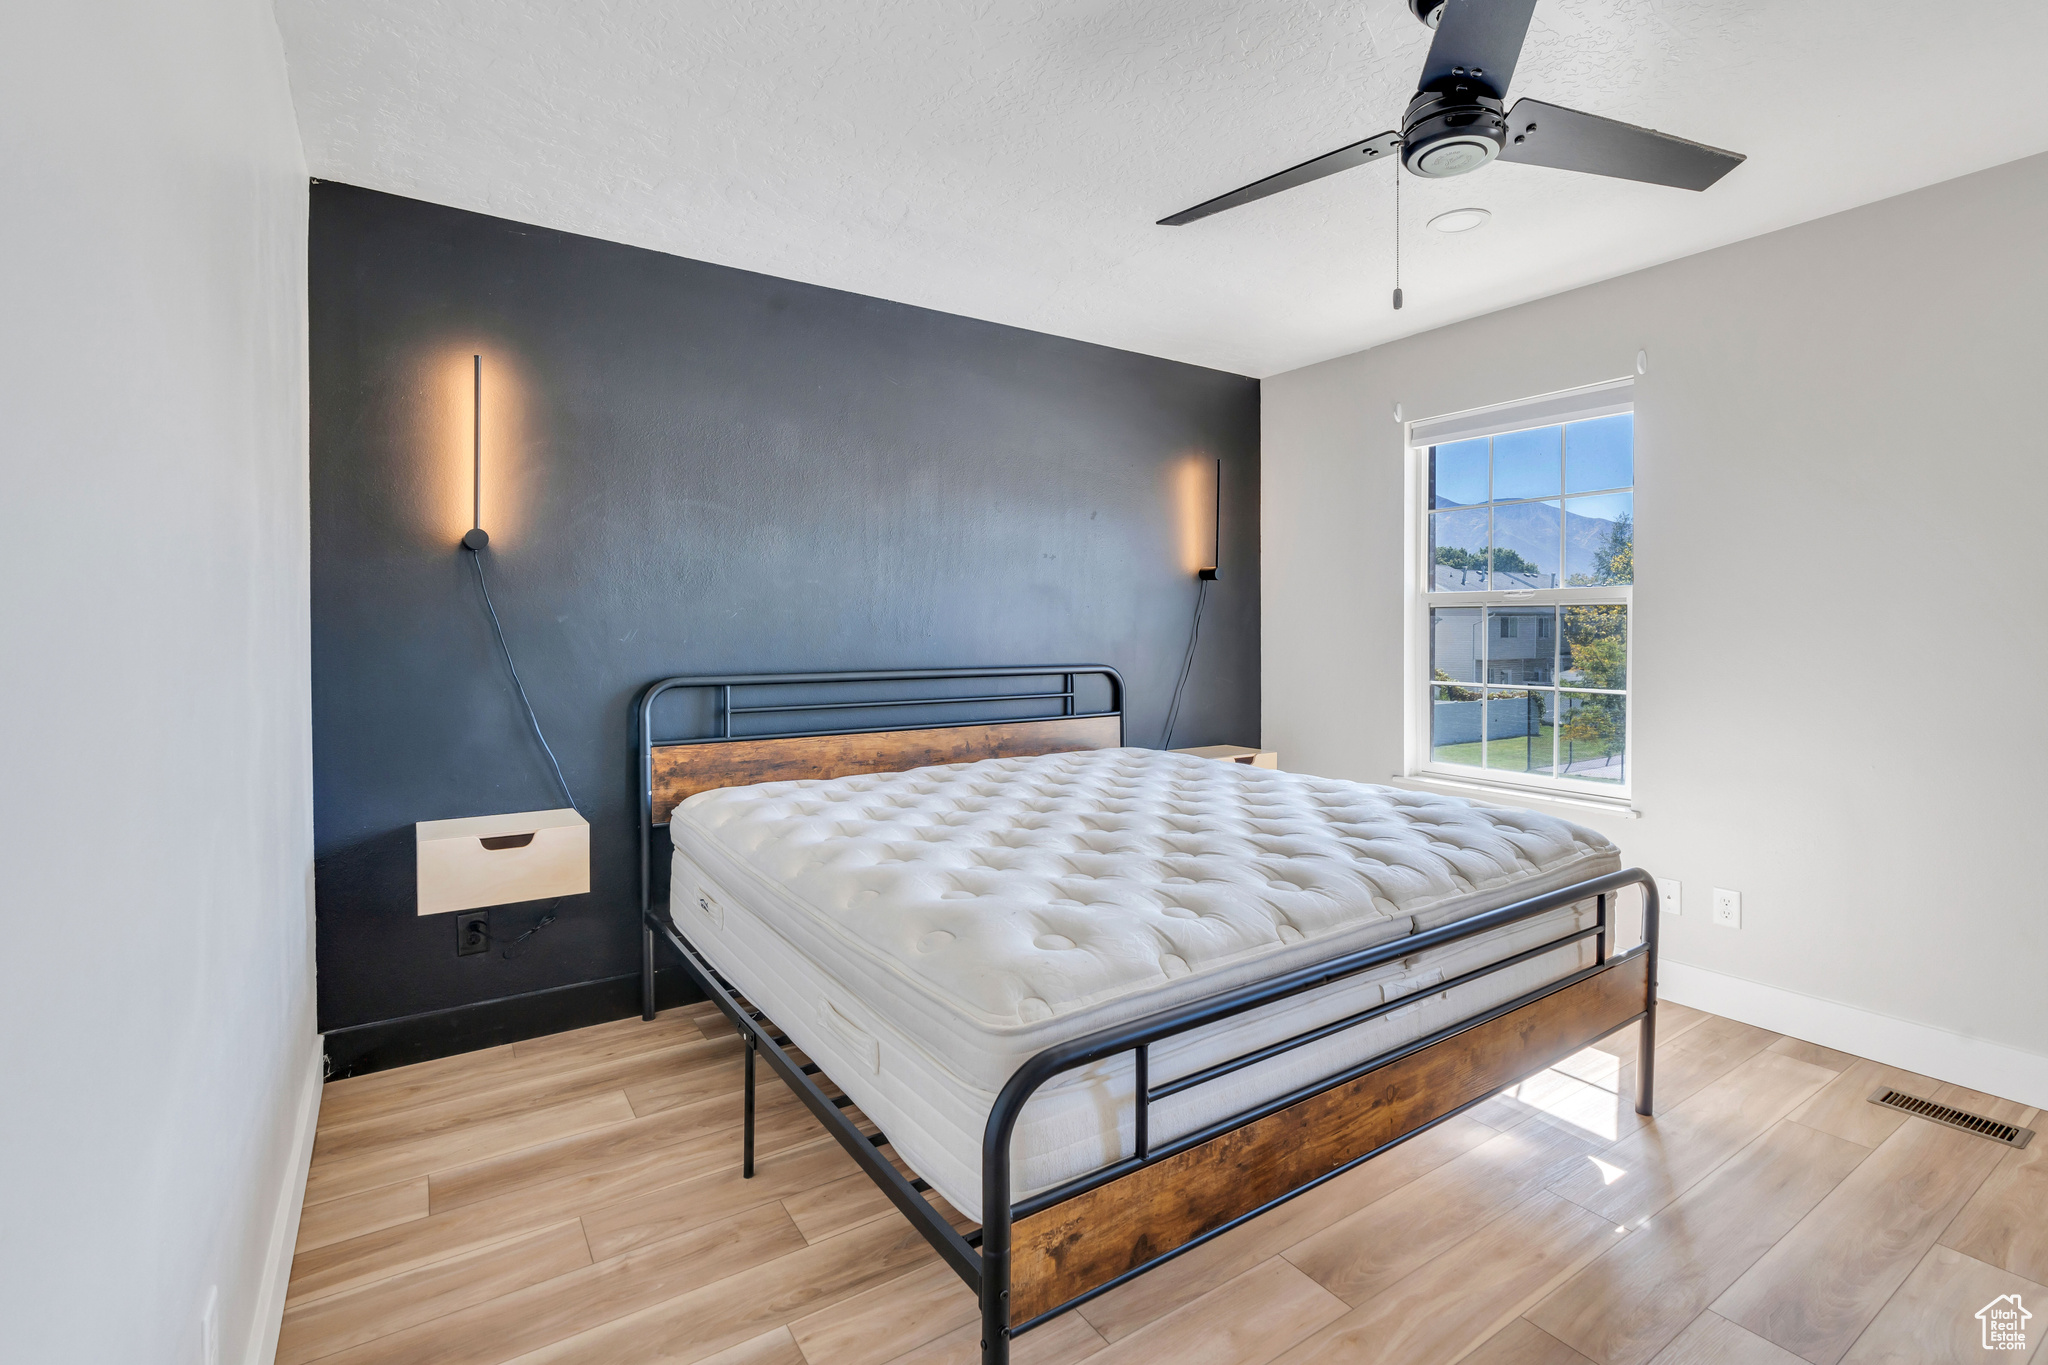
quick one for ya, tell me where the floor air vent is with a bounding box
[1868,1089,2034,1148]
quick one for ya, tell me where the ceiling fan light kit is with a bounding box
[1157,0,1746,307]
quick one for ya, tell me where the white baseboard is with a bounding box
[1659,960,2048,1113]
[244,1034,323,1365]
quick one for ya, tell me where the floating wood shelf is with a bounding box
[1173,744,1279,769]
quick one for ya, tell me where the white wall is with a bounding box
[1263,152,2048,1100]
[0,2,315,1362]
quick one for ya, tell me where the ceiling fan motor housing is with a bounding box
[1401,87,1506,178]
[1407,0,1447,27]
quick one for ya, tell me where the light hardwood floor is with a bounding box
[284,1003,2046,1365]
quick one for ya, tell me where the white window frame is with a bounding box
[1403,378,1635,807]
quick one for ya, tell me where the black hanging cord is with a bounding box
[496,898,563,959]
[1160,576,1211,750]
[466,546,578,813]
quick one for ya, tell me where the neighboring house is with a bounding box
[1428,608,1559,686]
[1431,563,1556,591]
[1486,609,1554,684]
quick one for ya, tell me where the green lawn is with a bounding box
[1433,724,1622,773]
[1434,725,1549,771]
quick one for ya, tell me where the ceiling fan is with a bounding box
[1158,0,1746,255]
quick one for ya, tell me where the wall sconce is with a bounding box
[1198,457,1220,581]
[1164,458,1221,748]
[461,354,489,551]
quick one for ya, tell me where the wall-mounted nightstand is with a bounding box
[1173,745,1279,769]
[416,807,588,915]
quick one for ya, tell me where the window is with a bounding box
[1411,382,1633,799]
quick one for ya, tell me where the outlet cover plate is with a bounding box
[1712,888,1741,928]
[1660,878,1683,916]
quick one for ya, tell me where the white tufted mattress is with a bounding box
[668,747,1619,1219]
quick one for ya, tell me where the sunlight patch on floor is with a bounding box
[1550,1044,1624,1091]
[1494,1053,1631,1142]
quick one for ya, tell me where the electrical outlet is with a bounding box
[456,910,490,956]
[1659,878,1683,916]
[200,1286,219,1365]
[1712,888,1741,928]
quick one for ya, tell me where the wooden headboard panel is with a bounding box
[638,667,1127,830]
[650,713,1119,824]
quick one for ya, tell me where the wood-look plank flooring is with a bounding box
[284,1003,2046,1365]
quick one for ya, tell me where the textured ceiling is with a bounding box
[274,0,2048,376]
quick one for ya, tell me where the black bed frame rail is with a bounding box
[981,866,1659,1354]
[654,921,988,1285]
[633,667,1656,1365]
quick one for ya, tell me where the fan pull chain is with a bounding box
[1392,155,1404,311]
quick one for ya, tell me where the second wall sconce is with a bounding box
[462,353,489,551]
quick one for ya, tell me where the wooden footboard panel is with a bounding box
[1008,952,1649,1322]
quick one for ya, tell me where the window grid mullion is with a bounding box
[1549,590,1561,777]
[1478,602,1490,770]
[1556,432,1566,602]
[1478,485,1630,509]
[1550,687,1559,777]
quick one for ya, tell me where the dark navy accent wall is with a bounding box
[310,183,1260,1073]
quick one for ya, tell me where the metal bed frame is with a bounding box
[634,667,1658,1365]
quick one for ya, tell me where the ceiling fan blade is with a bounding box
[1498,98,1745,190]
[1418,0,1539,100]
[1158,130,1401,226]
